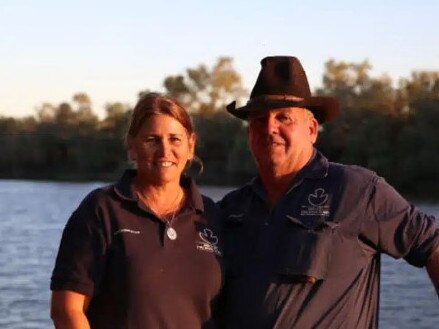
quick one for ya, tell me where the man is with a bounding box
[219,56,439,329]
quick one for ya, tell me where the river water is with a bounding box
[0,180,437,329]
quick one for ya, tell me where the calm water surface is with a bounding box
[0,180,437,329]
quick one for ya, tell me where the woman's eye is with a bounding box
[144,136,157,143]
[170,137,181,143]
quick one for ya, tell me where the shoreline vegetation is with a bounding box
[1,57,439,199]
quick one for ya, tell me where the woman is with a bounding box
[50,93,224,329]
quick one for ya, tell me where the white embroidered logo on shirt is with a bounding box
[308,188,328,206]
[196,228,222,256]
[301,188,330,216]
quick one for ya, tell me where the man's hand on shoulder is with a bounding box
[426,246,439,297]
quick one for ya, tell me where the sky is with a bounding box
[1,0,438,118]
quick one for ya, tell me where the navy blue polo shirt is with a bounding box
[51,170,224,329]
[219,150,439,329]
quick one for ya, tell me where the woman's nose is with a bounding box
[156,139,170,156]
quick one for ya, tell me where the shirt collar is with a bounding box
[113,169,204,213]
[301,149,329,180]
[113,169,138,201]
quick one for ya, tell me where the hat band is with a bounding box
[247,94,305,106]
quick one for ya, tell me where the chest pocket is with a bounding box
[275,215,339,282]
[223,212,259,277]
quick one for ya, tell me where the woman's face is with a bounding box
[128,113,195,186]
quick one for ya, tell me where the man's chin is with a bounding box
[257,158,284,172]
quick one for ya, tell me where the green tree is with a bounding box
[101,102,131,138]
[163,57,247,114]
[72,92,98,127]
[393,71,439,196]
[317,59,399,168]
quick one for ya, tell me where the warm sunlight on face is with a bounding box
[128,113,195,186]
[248,107,318,177]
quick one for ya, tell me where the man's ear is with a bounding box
[309,117,319,144]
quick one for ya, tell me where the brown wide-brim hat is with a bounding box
[227,56,340,123]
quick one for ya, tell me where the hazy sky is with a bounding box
[1,0,438,118]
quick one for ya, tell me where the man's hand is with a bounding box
[426,246,439,297]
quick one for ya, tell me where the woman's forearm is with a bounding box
[51,290,91,329]
[51,309,91,329]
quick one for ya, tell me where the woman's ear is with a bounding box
[188,133,196,160]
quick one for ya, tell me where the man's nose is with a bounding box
[265,115,279,134]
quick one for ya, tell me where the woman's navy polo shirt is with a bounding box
[51,170,224,329]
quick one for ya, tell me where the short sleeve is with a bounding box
[364,177,439,267]
[50,195,107,296]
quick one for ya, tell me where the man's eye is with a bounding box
[277,114,291,123]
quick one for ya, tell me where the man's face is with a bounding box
[247,107,318,177]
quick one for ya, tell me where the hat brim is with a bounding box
[226,96,339,124]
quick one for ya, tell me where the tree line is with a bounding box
[1,57,439,198]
